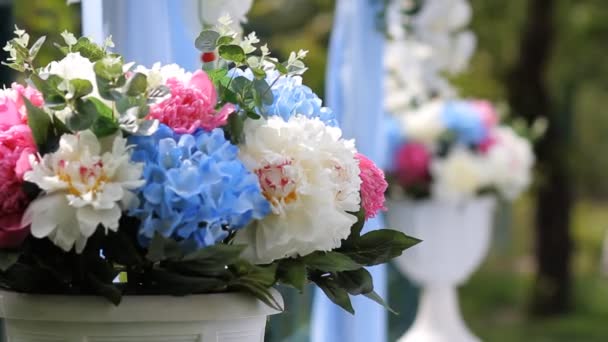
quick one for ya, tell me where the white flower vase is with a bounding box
[387,197,496,342]
[0,289,282,342]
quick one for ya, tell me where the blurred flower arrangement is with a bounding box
[384,0,542,202]
[384,0,476,110]
[386,99,541,201]
[0,19,419,313]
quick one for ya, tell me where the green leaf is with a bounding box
[231,261,277,288]
[183,244,245,263]
[72,37,106,62]
[91,113,119,137]
[94,57,124,80]
[230,76,251,94]
[103,230,144,267]
[146,233,184,262]
[229,261,281,310]
[251,67,266,79]
[195,30,220,51]
[315,277,354,314]
[29,74,65,106]
[301,251,361,272]
[253,79,274,105]
[339,230,421,266]
[246,110,261,120]
[28,36,46,60]
[229,278,283,311]
[69,98,101,131]
[218,45,246,63]
[1,62,25,72]
[363,290,398,315]
[346,208,366,241]
[207,68,229,85]
[225,111,244,144]
[69,79,93,99]
[148,268,226,295]
[277,259,307,292]
[216,35,234,46]
[272,61,289,74]
[87,265,122,305]
[23,97,51,148]
[52,112,70,130]
[0,250,20,271]
[125,73,148,96]
[334,268,373,295]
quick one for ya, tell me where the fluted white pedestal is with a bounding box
[0,289,282,342]
[387,197,495,342]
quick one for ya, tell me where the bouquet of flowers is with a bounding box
[0,19,418,313]
[386,99,537,201]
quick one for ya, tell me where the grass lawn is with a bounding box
[460,197,608,341]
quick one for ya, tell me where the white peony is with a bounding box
[235,115,361,264]
[484,127,534,200]
[431,147,490,200]
[22,131,144,253]
[398,100,446,145]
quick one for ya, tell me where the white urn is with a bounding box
[387,196,496,342]
[0,289,282,342]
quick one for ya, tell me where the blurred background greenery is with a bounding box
[1,0,607,341]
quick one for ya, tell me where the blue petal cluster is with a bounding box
[264,74,337,126]
[384,114,406,171]
[441,100,488,145]
[128,125,271,250]
[228,68,337,126]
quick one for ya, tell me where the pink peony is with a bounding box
[394,142,431,187]
[0,87,38,248]
[472,100,499,129]
[0,83,44,126]
[148,70,235,134]
[478,134,497,154]
[356,153,388,219]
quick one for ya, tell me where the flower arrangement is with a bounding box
[0,20,419,314]
[386,99,537,201]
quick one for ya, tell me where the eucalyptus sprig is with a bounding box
[2,26,46,73]
[194,15,308,143]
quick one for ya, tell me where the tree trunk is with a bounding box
[507,0,573,315]
[0,0,14,85]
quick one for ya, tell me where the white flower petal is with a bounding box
[237,116,360,264]
[76,205,121,236]
[25,194,72,239]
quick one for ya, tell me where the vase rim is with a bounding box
[0,289,283,322]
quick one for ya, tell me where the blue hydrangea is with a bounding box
[441,100,488,145]
[228,68,337,126]
[384,114,406,171]
[264,73,337,126]
[128,125,271,250]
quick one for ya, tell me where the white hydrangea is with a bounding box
[399,100,446,145]
[235,115,361,264]
[431,147,490,200]
[484,127,535,200]
[384,0,476,110]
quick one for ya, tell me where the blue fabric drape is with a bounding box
[311,0,387,341]
[83,0,200,70]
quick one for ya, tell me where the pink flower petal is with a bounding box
[356,153,388,220]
